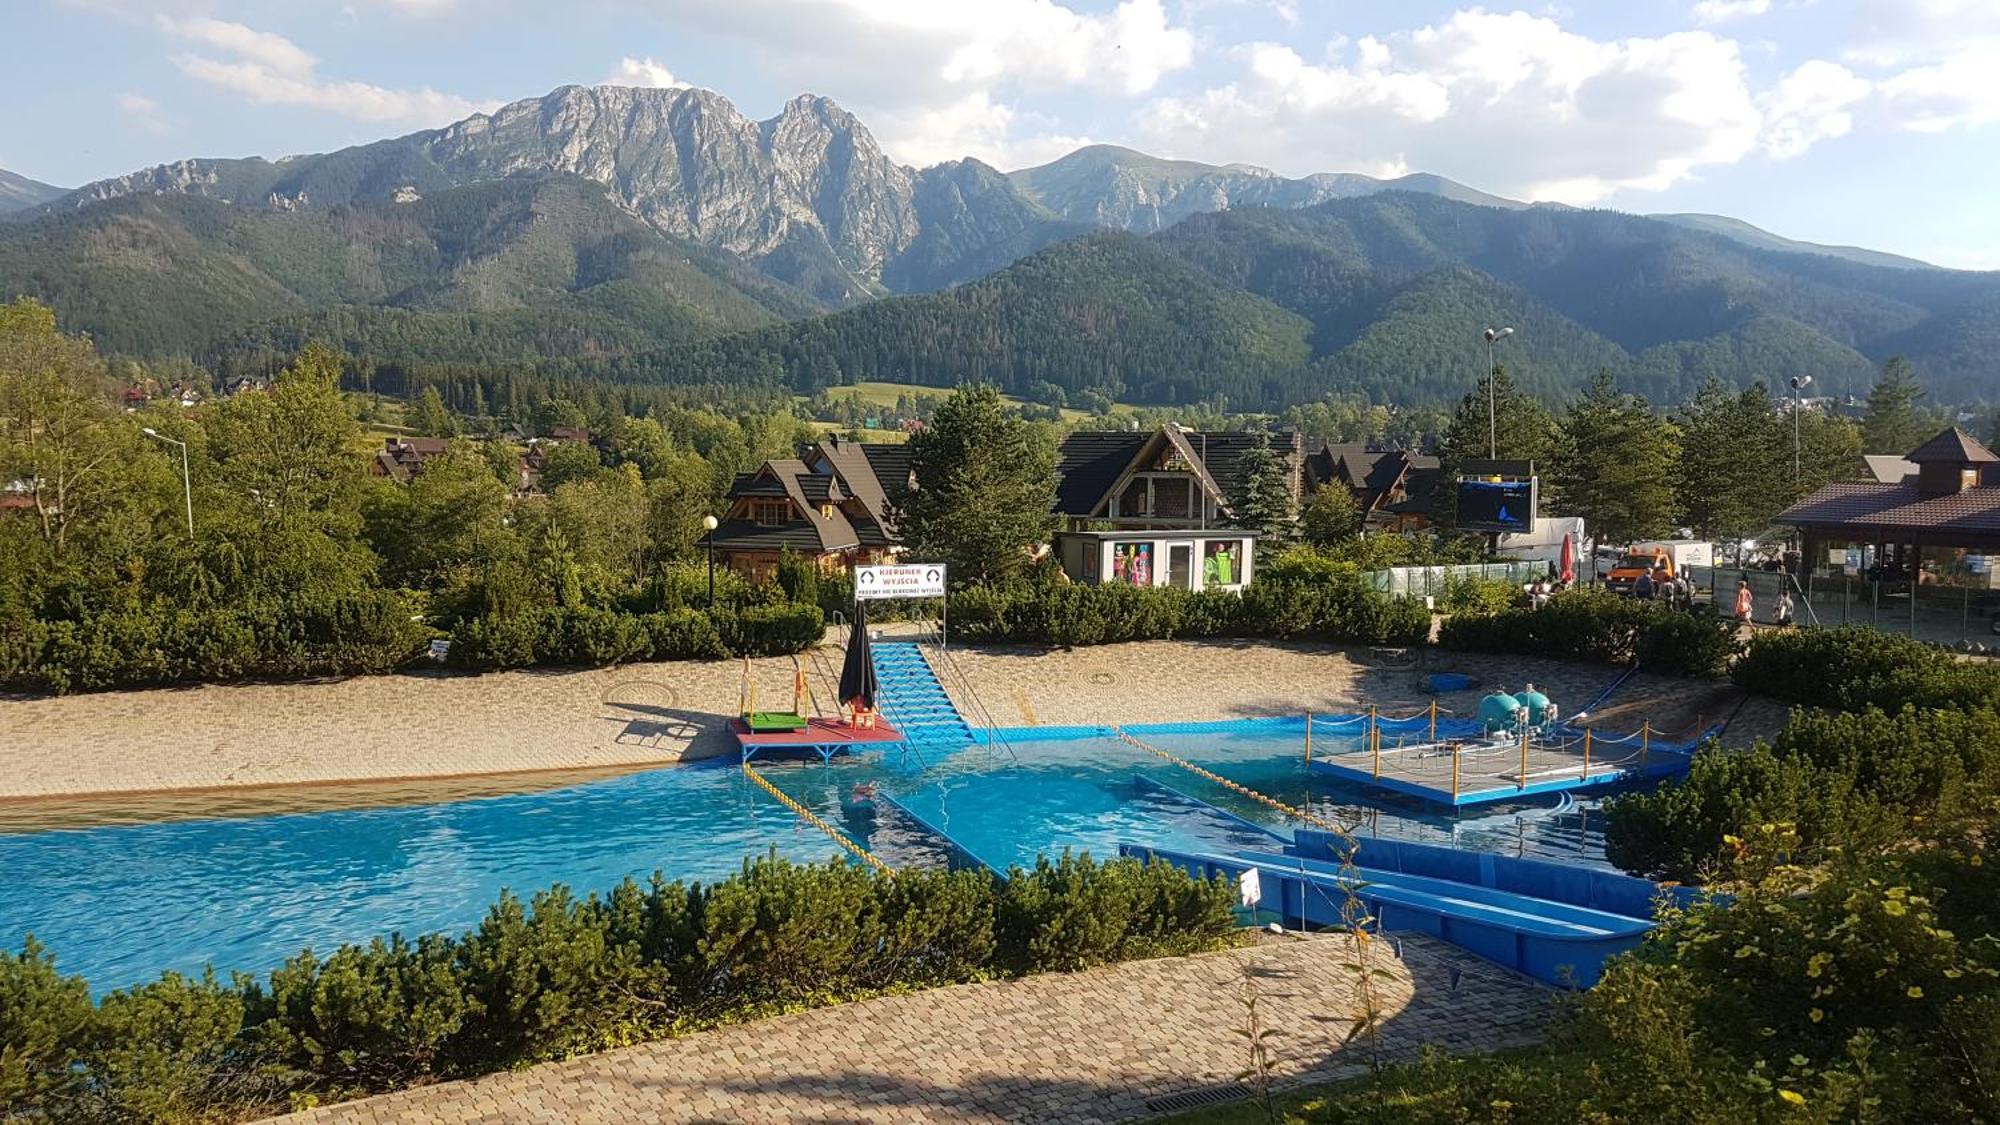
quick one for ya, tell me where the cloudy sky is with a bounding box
[8,0,1999,266]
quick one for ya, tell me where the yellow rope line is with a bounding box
[740,762,895,876]
[1112,727,1357,838]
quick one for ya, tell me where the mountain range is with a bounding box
[2,82,1994,407]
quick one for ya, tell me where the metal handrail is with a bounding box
[914,619,1019,763]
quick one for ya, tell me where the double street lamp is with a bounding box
[141,427,194,538]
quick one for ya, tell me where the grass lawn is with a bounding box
[803,379,1129,424]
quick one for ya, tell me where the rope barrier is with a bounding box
[740,762,894,876]
[1112,727,1359,838]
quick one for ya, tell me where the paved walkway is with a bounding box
[277,933,1549,1125]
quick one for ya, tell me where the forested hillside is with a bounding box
[584,193,2000,407]
[0,175,820,359]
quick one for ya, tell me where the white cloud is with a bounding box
[1875,46,2000,132]
[116,91,172,135]
[1137,11,1766,204]
[1759,60,1871,156]
[868,91,1093,169]
[609,57,684,89]
[158,17,494,124]
[1690,0,1770,24]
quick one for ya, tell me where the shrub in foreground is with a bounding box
[1731,624,2000,714]
[0,853,1235,1122]
[1604,703,2000,883]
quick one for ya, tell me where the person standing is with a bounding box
[1735,577,1755,624]
[1775,587,1795,627]
[1634,567,1655,601]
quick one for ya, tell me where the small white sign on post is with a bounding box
[1238,867,1262,909]
[854,563,947,601]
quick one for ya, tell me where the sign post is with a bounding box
[854,563,950,649]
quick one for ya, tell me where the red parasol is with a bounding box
[1559,532,1576,585]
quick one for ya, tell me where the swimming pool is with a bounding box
[0,719,1620,992]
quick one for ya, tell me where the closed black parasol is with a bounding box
[838,601,877,713]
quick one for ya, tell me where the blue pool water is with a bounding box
[0,721,1617,992]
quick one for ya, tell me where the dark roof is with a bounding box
[859,443,914,505]
[1054,432,1147,515]
[1777,480,2000,538]
[703,519,847,553]
[730,472,790,498]
[1907,427,1999,464]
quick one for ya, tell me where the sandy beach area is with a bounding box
[0,635,1788,813]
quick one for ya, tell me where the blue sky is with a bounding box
[7,0,1999,267]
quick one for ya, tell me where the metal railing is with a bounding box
[914,619,1020,763]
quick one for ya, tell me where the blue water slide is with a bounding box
[1122,835,1685,987]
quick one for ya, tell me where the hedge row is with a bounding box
[2,853,1236,1122]
[0,590,429,695]
[948,551,1430,649]
[1437,586,1739,676]
[445,603,823,671]
[1730,625,2000,714]
[1603,703,2000,882]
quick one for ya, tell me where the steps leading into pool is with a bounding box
[871,642,974,748]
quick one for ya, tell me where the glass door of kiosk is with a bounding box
[1167,542,1194,590]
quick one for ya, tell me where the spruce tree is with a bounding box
[1549,371,1678,545]
[1228,433,1297,543]
[1672,379,1785,542]
[412,385,457,437]
[1862,357,1928,455]
[894,384,1058,584]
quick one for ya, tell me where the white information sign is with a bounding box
[1238,867,1262,909]
[855,563,947,601]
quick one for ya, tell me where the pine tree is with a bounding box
[1862,357,1928,455]
[1228,433,1297,543]
[1548,371,1678,545]
[894,384,1058,584]
[1672,379,1785,542]
[412,385,457,437]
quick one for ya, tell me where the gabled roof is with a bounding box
[721,459,860,554]
[859,444,914,505]
[1054,431,1148,515]
[1907,427,1999,464]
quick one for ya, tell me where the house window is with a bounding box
[1118,479,1148,517]
[1202,539,1246,587]
[751,500,790,527]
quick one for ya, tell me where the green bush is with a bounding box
[947,548,1426,649]
[0,854,1236,1122]
[1732,625,2000,713]
[1604,704,2000,883]
[2,593,432,695]
[1439,586,1737,676]
[445,603,815,671]
[1270,827,2000,1123]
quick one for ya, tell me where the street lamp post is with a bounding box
[141,427,194,538]
[1481,327,1516,458]
[1788,375,1813,484]
[702,514,720,606]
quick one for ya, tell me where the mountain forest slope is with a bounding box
[4,82,1998,407]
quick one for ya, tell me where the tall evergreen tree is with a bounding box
[1862,357,1929,455]
[1672,379,1785,542]
[1227,432,1296,543]
[412,385,457,437]
[1549,371,1679,545]
[894,384,1058,584]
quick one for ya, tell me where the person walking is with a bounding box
[1634,567,1655,601]
[1775,587,1795,627]
[1735,577,1754,624]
